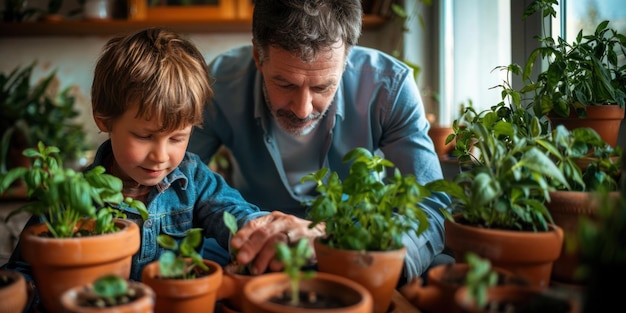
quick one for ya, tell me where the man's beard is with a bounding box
[263,82,325,136]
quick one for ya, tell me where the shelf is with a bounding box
[0,15,387,37]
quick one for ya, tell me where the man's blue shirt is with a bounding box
[188,45,452,280]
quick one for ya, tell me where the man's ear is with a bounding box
[252,43,262,70]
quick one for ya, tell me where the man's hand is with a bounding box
[230,211,325,275]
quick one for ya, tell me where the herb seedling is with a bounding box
[464,253,498,309]
[275,238,315,307]
[156,228,208,279]
[223,211,250,274]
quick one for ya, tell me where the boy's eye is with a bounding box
[134,133,150,139]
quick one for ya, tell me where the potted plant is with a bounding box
[454,253,578,313]
[241,238,374,313]
[301,147,432,313]
[517,0,626,147]
[0,141,148,313]
[0,62,89,176]
[399,252,527,313]
[0,270,28,313]
[427,98,567,288]
[60,274,155,313]
[540,124,622,285]
[488,64,622,284]
[141,227,223,313]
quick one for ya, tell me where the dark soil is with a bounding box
[155,263,219,280]
[269,290,347,309]
[224,261,253,275]
[75,285,143,308]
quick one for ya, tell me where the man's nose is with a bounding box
[291,89,314,119]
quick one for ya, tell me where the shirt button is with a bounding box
[144,220,152,228]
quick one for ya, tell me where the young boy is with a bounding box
[2,27,322,311]
[88,27,279,281]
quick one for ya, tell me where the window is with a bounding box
[422,0,625,127]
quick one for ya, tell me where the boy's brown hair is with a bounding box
[92,27,212,133]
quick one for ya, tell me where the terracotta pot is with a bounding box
[314,239,405,313]
[548,105,625,148]
[242,272,373,313]
[142,259,223,313]
[0,270,28,313]
[546,190,620,285]
[429,126,455,158]
[444,218,564,289]
[20,218,140,313]
[217,269,254,312]
[454,285,580,313]
[399,263,524,313]
[60,280,155,313]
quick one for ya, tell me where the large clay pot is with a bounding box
[546,190,620,285]
[142,259,222,313]
[0,270,28,313]
[444,218,564,289]
[60,280,155,313]
[548,105,625,148]
[314,239,405,313]
[217,268,254,313]
[429,126,455,158]
[21,218,140,313]
[242,272,373,313]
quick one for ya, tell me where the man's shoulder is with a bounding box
[349,46,398,61]
[208,45,255,78]
[345,46,410,79]
[210,46,252,65]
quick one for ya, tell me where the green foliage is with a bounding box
[0,62,89,173]
[156,228,209,279]
[464,253,498,310]
[2,0,39,21]
[92,274,129,300]
[433,59,622,232]
[487,63,622,192]
[275,238,315,307]
[431,101,569,231]
[543,126,621,192]
[0,141,148,238]
[302,147,431,251]
[520,0,626,117]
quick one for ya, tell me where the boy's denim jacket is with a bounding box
[2,139,268,310]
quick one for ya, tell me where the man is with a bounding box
[189,0,451,284]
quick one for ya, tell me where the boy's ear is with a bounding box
[93,115,109,132]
